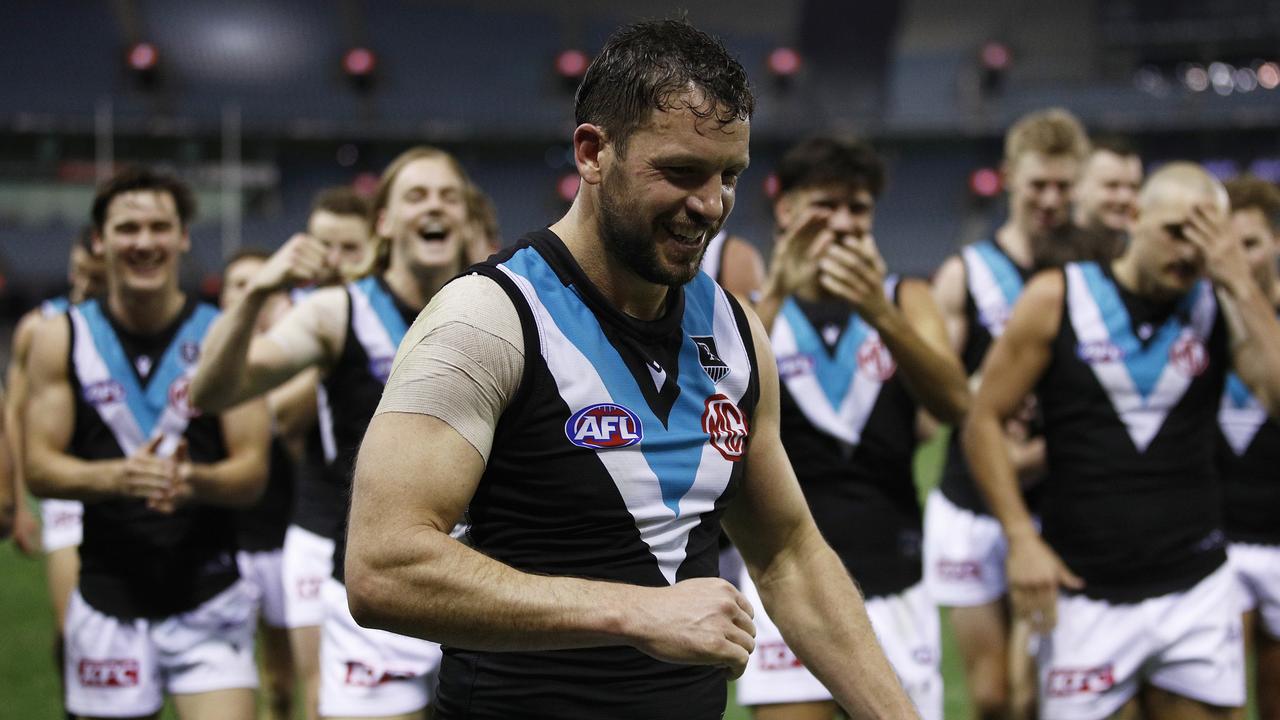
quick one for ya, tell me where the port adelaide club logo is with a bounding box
[565,403,644,450]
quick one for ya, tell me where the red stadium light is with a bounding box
[980,42,1011,72]
[969,168,1002,198]
[1259,62,1280,90]
[555,49,590,79]
[557,173,581,203]
[343,47,377,77]
[352,172,380,197]
[767,47,802,78]
[127,42,159,72]
[763,173,781,200]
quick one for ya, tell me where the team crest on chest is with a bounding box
[702,393,748,462]
[168,376,200,419]
[691,335,731,384]
[565,403,643,450]
[856,336,896,381]
[1169,335,1208,377]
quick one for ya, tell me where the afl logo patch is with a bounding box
[702,393,748,462]
[856,336,896,381]
[1076,341,1125,364]
[566,403,643,450]
[84,379,126,406]
[1169,335,1208,378]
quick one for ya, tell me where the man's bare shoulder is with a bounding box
[26,313,71,380]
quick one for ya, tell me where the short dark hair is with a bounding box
[575,19,754,156]
[1226,174,1280,232]
[311,186,369,219]
[776,137,886,198]
[91,165,196,233]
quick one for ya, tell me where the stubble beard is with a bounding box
[598,168,706,287]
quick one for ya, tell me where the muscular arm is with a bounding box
[267,366,318,442]
[4,311,43,548]
[346,278,753,672]
[1220,284,1280,415]
[190,288,345,414]
[962,271,1080,630]
[176,398,271,508]
[873,278,969,423]
[931,255,969,355]
[725,306,918,719]
[24,318,129,500]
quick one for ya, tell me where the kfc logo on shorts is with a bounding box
[168,377,200,419]
[1169,335,1208,378]
[856,336,896,382]
[344,661,417,687]
[83,380,126,406]
[79,659,140,688]
[566,403,643,450]
[180,341,200,365]
[702,394,748,462]
[757,641,804,671]
[1076,341,1125,365]
[1046,664,1115,697]
[776,353,815,380]
[935,560,982,582]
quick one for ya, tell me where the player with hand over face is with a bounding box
[740,138,968,720]
[965,163,1280,719]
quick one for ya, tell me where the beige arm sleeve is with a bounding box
[375,274,525,462]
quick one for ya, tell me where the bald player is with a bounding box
[965,163,1280,719]
[1217,175,1280,719]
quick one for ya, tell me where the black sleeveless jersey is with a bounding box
[939,239,1040,514]
[323,275,417,584]
[433,231,760,719]
[67,298,239,619]
[772,281,922,598]
[1217,310,1280,545]
[234,437,293,552]
[290,423,344,539]
[1037,262,1228,603]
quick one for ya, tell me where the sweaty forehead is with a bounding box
[106,190,178,223]
[634,100,750,161]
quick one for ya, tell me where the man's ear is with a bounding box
[574,123,608,186]
[774,193,797,230]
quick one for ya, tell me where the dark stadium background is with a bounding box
[1,1,1276,716]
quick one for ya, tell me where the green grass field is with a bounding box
[0,431,1254,718]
